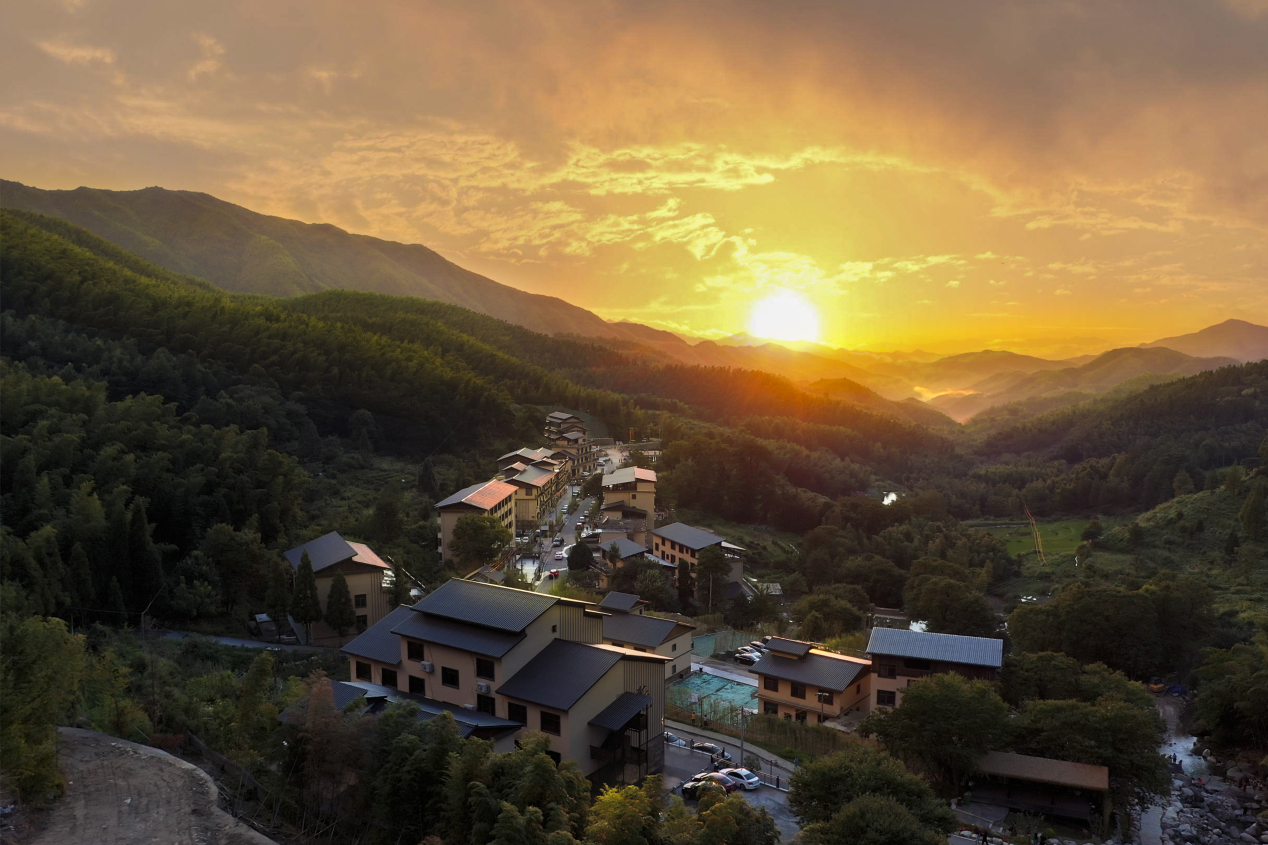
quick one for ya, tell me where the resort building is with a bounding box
[751,637,872,722]
[865,627,1003,710]
[435,480,517,564]
[648,523,745,594]
[283,532,394,644]
[597,591,695,679]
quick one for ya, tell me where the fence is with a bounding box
[691,629,763,657]
[667,695,859,760]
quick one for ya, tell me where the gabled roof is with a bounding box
[590,692,653,731]
[598,592,644,612]
[866,627,1003,668]
[510,465,554,487]
[390,609,524,657]
[977,751,1109,791]
[602,612,684,649]
[435,479,517,511]
[342,605,414,665]
[650,523,727,551]
[560,431,585,441]
[751,649,869,692]
[412,578,557,634]
[497,639,622,710]
[603,467,657,487]
[285,531,355,571]
[347,542,390,570]
[601,538,648,560]
[766,637,812,658]
[547,411,580,422]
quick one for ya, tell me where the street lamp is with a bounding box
[816,690,830,724]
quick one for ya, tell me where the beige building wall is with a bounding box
[437,493,515,562]
[564,667,627,775]
[756,672,872,721]
[310,564,388,645]
[653,630,693,678]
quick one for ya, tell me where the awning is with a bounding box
[589,691,653,731]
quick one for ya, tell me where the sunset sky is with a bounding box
[4,0,1268,355]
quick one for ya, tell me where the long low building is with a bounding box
[751,637,872,722]
[340,579,668,784]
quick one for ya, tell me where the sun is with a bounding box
[748,292,820,343]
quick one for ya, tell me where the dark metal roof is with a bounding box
[413,578,557,633]
[497,639,621,710]
[767,637,812,658]
[601,539,648,560]
[650,522,726,551]
[341,605,414,665]
[390,610,524,657]
[284,531,355,572]
[751,651,868,692]
[602,612,678,649]
[327,681,523,736]
[598,591,643,612]
[589,692,653,731]
[866,627,1003,668]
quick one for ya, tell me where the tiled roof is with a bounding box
[650,523,726,551]
[866,627,1003,668]
[347,542,391,570]
[603,467,657,487]
[767,638,812,658]
[412,578,557,633]
[752,650,869,692]
[511,465,554,487]
[598,591,643,612]
[391,609,525,657]
[435,480,517,511]
[284,532,355,571]
[601,538,648,560]
[497,640,622,710]
[977,751,1109,791]
[589,692,653,731]
[547,411,579,422]
[341,605,414,665]
[561,431,585,441]
[602,612,679,649]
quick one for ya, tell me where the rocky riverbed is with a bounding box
[1157,765,1266,845]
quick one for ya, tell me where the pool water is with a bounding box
[671,671,758,713]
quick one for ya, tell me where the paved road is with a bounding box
[161,630,327,652]
[662,743,800,841]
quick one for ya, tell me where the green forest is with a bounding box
[2,207,1267,844]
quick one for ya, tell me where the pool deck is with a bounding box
[692,661,758,686]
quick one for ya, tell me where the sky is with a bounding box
[4,0,1268,356]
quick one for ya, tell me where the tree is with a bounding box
[695,789,780,845]
[449,514,513,568]
[264,561,291,629]
[634,568,677,612]
[1223,465,1245,493]
[799,611,828,642]
[1238,483,1266,542]
[904,577,998,639]
[801,794,945,845]
[292,550,323,643]
[696,546,731,613]
[325,570,358,643]
[1225,528,1241,557]
[585,777,663,845]
[1081,518,1104,542]
[568,542,595,571]
[1172,470,1196,498]
[788,742,954,832]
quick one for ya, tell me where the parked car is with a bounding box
[690,742,732,761]
[664,731,688,748]
[734,652,759,666]
[688,772,739,793]
[681,776,735,799]
[748,640,770,652]
[719,768,761,790]
[736,645,762,656]
[554,551,564,560]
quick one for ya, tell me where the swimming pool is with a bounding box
[670,671,758,714]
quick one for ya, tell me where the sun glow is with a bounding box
[748,292,820,343]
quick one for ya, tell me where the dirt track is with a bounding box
[23,728,277,845]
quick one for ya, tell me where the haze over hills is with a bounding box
[1139,319,1268,363]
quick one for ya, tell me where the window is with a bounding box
[409,675,426,695]
[671,664,677,674]
[540,711,561,735]
[508,702,528,724]
[764,701,779,715]
[477,694,496,716]
[476,658,495,680]
[791,683,807,700]
[355,661,371,681]
[856,683,861,694]
[552,624,557,633]
[878,664,897,679]
[356,615,368,632]
[763,676,779,692]
[381,668,398,688]
[442,667,459,688]
[611,642,625,648]
[795,711,807,723]
[354,593,367,609]
[671,643,677,652]
[546,750,562,766]
[816,690,834,706]
[877,690,897,707]
[903,658,932,671]
[408,641,425,661]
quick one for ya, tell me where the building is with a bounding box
[341,579,669,783]
[648,523,745,595]
[601,467,656,537]
[435,480,517,564]
[284,532,393,644]
[973,751,1111,825]
[545,411,586,438]
[597,591,695,679]
[552,430,599,477]
[585,537,649,588]
[865,628,1003,710]
[751,637,871,722]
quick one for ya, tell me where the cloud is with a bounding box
[188,33,224,81]
[946,279,961,288]
[35,38,115,65]
[1054,289,1072,296]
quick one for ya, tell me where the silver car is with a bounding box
[720,767,761,790]
[664,731,688,748]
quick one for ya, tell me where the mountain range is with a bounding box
[4,179,1265,424]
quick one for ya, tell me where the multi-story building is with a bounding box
[283,532,393,644]
[865,627,1003,709]
[341,579,668,783]
[596,591,695,679]
[751,637,872,723]
[601,467,656,544]
[545,411,586,438]
[435,480,517,564]
[648,523,745,595]
[553,431,599,478]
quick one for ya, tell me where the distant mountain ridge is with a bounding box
[1139,319,1268,362]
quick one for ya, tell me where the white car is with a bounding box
[720,768,761,790]
[664,731,689,748]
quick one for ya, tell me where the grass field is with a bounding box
[973,518,1102,558]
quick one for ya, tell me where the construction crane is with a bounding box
[1023,502,1047,565]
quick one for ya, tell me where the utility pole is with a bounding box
[738,706,748,772]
